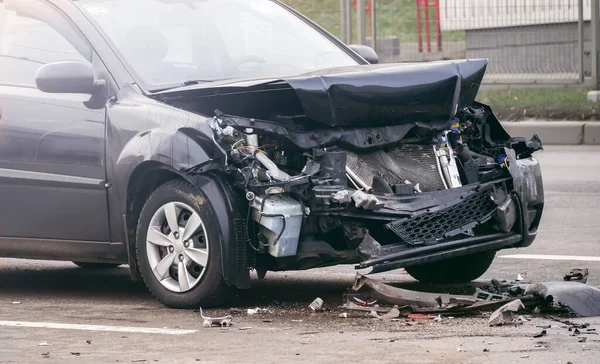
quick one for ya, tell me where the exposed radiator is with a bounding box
[346,145,447,192]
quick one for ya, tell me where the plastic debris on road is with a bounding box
[309,298,324,311]
[407,314,437,320]
[344,268,600,319]
[488,299,525,326]
[38,342,51,346]
[247,307,270,315]
[199,308,233,327]
[563,268,589,284]
[369,308,400,320]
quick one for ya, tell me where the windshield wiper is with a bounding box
[181,79,212,86]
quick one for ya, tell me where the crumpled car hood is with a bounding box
[154,59,488,127]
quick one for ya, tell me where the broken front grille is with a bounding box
[386,188,497,245]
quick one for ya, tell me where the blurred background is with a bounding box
[282,0,599,121]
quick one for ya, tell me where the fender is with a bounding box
[188,172,252,289]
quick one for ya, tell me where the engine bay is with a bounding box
[204,101,543,273]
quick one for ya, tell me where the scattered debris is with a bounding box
[408,314,436,320]
[456,347,465,352]
[41,352,50,359]
[579,337,588,343]
[338,312,348,318]
[488,299,525,326]
[520,355,530,359]
[71,352,81,356]
[309,298,324,311]
[229,308,244,314]
[247,307,269,315]
[352,297,377,307]
[38,342,51,346]
[370,308,400,320]
[12,301,21,304]
[262,319,273,323]
[483,348,490,352]
[525,282,600,317]
[563,268,589,284]
[344,268,600,319]
[291,319,303,323]
[86,339,92,345]
[199,308,233,327]
[533,330,547,338]
[349,273,514,314]
[131,360,147,363]
[433,315,443,322]
[238,327,252,331]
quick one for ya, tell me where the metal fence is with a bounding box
[282,0,591,86]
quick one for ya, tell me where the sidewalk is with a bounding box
[501,121,600,145]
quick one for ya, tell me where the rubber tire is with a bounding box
[73,262,121,269]
[136,179,230,309]
[405,251,496,284]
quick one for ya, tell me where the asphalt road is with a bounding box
[1,145,599,364]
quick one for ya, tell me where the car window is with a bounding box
[0,4,89,88]
[76,0,359,90]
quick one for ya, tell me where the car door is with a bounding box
[0,2,110,242]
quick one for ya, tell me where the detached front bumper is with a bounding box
[353,152,544,272]
[507,152,544,248]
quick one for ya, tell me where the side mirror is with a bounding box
[349,44,379,65]
[35,61,103,94]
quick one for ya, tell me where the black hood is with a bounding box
[155,59,488,128]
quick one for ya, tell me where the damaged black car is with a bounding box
[0,0,543,308]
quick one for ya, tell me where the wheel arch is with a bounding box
[123,162,251,289]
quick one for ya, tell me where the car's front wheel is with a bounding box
[405,251,496,284]
[136,180,230,308]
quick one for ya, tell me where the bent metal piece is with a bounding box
[351,273,510,309]
[524,282,600,317]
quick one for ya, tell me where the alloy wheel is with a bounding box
[146,201,209,293]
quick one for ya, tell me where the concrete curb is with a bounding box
[500,121,600,145]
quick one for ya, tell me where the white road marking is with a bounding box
[0,321,197,335]
[499,254,600,262]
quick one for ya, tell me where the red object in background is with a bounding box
[416,0,442,53]
[353,0,374,36]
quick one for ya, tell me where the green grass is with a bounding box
[477,88,599,121]
[282,0,464,43]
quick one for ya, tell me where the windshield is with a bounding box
[75,0,359,90]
